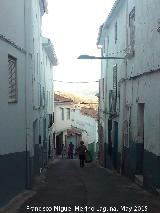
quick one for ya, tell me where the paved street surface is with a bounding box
[17,158,160,213]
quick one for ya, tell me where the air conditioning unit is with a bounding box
[125,46,135,59]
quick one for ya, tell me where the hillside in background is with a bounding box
[55,91,98,110]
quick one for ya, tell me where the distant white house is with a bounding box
[54,94,73,155]
[71,107,98,158]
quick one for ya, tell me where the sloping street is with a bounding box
[14,159,160,213]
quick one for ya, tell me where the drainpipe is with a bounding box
[97,45,103,166]
[24,0,32,189]
[120,0,128,175]
[24,0,29,189]
[97,36,109,168]
[103,36,109,168]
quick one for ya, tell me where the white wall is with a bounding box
[0,44,26,155]
[43,47,54,114]
[72,108,98,146]
[0,0,25,48]
[0,0,28,155]
[99,0,127,150]
[0,0,53,156]
[126,0,160,155]
[54,103,72,133]
[99,0,160,156]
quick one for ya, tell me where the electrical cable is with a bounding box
[53,80,99,83]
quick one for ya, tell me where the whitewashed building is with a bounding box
[54,94,98,158]
[32,36,57,175]
[97,0,160,191]
[54,94,73,155]
[72,107,98,158]
[0,0,57,207]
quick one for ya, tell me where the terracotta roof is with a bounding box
[67,127,82,135]
[80,107,98,119]
[54,94,73,104]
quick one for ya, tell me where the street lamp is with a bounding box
[77,54,125,60]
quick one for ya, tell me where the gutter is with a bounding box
[24,0,29,189]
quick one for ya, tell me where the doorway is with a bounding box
[56,132,63,155]
[113,121,118,169]
[136,103,144,175]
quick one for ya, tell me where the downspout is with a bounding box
[97,36,108,168]
[24,0,29,189]
[97,44,103,166]
[24,0,33,189]
[120,0,128,175]
[104,35,109,168]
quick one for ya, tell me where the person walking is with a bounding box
[77,141,87,167]
[68,142,74,159]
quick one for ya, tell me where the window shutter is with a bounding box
[112,64,117,112]
[8,55,17,103]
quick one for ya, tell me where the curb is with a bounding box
[0,190,36,213]
[0,159,59,213]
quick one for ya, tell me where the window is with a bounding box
[109,90,113,112]
[43,118,46,139]
[60,108,64,120]
[112,64,117,112]
[8,55,17,103]
[103,39,106,55]
[46,56,48,66]
[115,22,117,44]
[67,108,70,120]
[39,84,42,107]
[117,81,120,112]
[37,53,39,74]
[52,112,54,123]
[46,91,48,108]
[37,83,42,108]
[48,91,50,109]
[42,87,45,107]
[129,7,135,48]
[124,121,129,147]
[102,78,104,99]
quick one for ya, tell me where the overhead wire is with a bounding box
[53,80,99,83]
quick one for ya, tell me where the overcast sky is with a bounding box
[42,0,115,97]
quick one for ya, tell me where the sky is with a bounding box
[42,0,115,98]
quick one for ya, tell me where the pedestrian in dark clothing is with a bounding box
[68,142,74,159]
[77,141,87,167]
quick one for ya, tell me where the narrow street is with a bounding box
[15,158,160,213]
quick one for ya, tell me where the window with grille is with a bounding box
[129,7,135,48]
[117,81,121,112]
[8,55,17,103]
[42,86,45,107]
[102,78,104,99]
[115,22,117,44]
[112,64,117,112]
[60,108,64,120]
[67,108,70,120]
[109,90,113,112]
